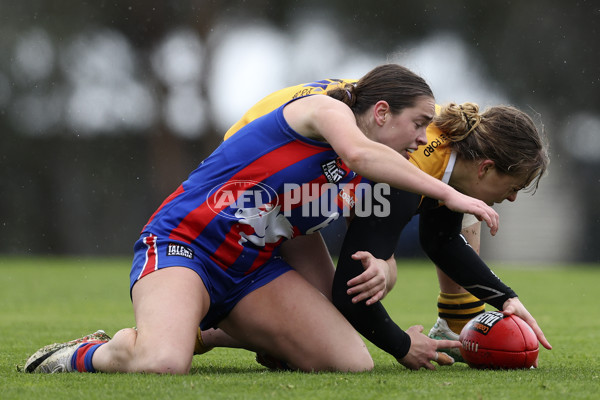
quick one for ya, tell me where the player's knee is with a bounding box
[341,348,374,372]
[143,353,192,375]
[136,341,193,375]
[135,342,192,374]
[334,336,374,372]
[112,328,192,374]
[297,347,373,373]
[357,352,375,371]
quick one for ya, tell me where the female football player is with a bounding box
[24,64,498,374]
[330,100,552,369]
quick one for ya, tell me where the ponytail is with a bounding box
[327,83,358,108]
[435,102,481,142]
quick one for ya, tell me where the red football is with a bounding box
[459,311,539,369]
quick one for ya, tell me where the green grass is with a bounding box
[1,257,599,400]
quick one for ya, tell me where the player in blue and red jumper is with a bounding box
[24,64,500,374]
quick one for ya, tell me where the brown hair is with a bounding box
[434,102,549,192]
[327,64,434,115]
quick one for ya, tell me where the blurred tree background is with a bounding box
[1,0,598,263]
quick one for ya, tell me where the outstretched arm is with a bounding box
[419,201,517,310]
[419,200,551,349]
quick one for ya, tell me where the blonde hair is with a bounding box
[434,102,549,192]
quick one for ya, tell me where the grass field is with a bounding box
[1,257,599,400]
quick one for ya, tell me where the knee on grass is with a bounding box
[336,351,374,373]
[293,348,374,373]
[110,328,193,374]
[142,354,193,375]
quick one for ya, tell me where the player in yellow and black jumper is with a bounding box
[334,102,551,365]
[195,77,552,368]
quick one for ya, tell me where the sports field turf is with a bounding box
[1,257,598,399]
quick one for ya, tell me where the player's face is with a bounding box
[466,167,528,206]
[375,96,434,159]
